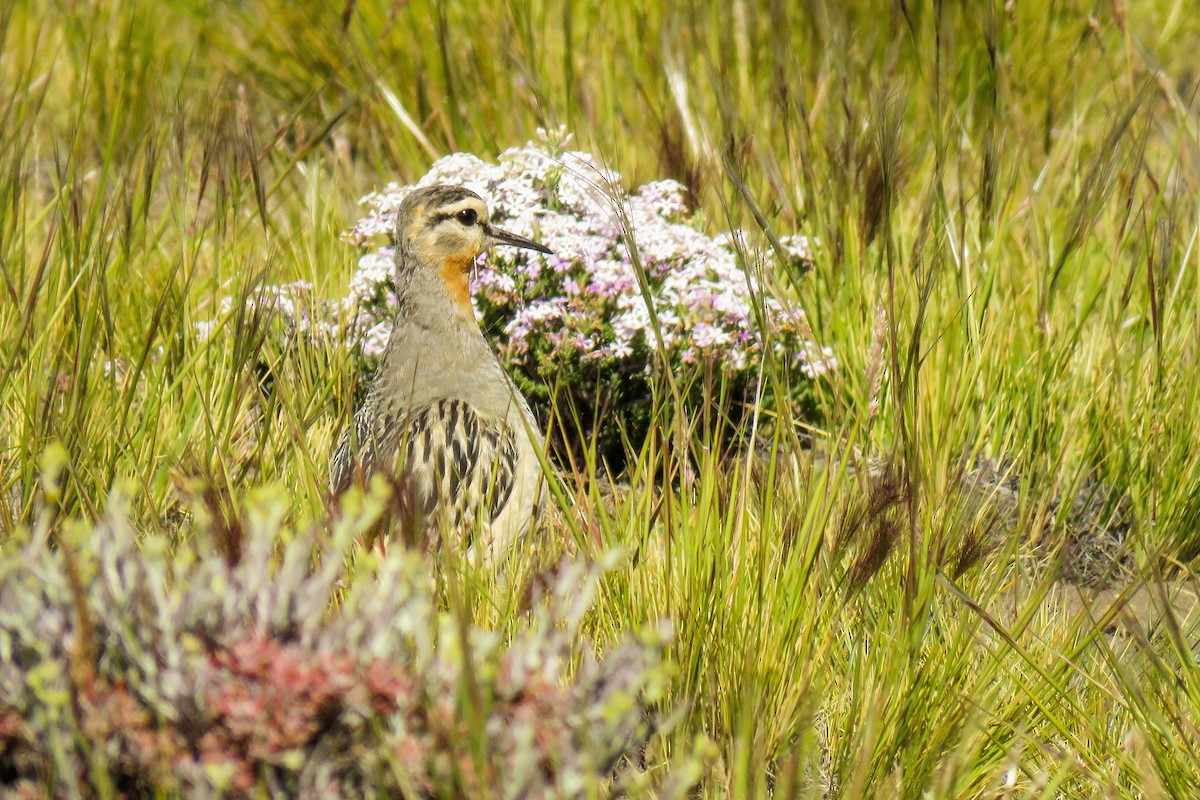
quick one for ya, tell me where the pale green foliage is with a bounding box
[0,485,692,798]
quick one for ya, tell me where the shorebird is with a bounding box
[330,184,551,557]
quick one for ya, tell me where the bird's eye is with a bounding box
[455,208,478,226]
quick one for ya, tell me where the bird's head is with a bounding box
[394,184,552,317]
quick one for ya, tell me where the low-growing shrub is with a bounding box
[0,485,696,798]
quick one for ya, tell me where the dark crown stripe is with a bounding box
[417,184,480,209]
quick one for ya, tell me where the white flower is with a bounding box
[360,320,392,358]
[798,345,839,379]
[779,234,816,263]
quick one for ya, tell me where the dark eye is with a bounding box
[455,208,478,226]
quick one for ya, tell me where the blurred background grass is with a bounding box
[2,0,1200,796]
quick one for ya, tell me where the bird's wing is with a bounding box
[331,398,518,529]
[329,401,381,495]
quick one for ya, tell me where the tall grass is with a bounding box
[2,0,1200,796]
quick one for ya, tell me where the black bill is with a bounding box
[488,225,553,254]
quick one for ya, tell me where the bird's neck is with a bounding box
[436,255,477,318]
[392,246,477,328]
[383,246,494,381]
[376,261,508,409]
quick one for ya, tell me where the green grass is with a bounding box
[3,0,1200,796]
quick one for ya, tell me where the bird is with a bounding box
[330,184,553,557]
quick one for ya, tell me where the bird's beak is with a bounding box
[487,225,553,255]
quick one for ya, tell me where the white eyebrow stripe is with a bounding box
[440,199,485,214]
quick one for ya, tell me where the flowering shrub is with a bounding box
[207,129,835,463]
[0,486,695,798]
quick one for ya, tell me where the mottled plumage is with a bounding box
[332,397,520,529]
[330,184,552,556]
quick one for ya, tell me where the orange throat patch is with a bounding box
[437,255,477,319]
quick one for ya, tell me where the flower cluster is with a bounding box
[0,487,693,798]
[196,130,834,463]
[341,128,835,377]
[200,129,833,373]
